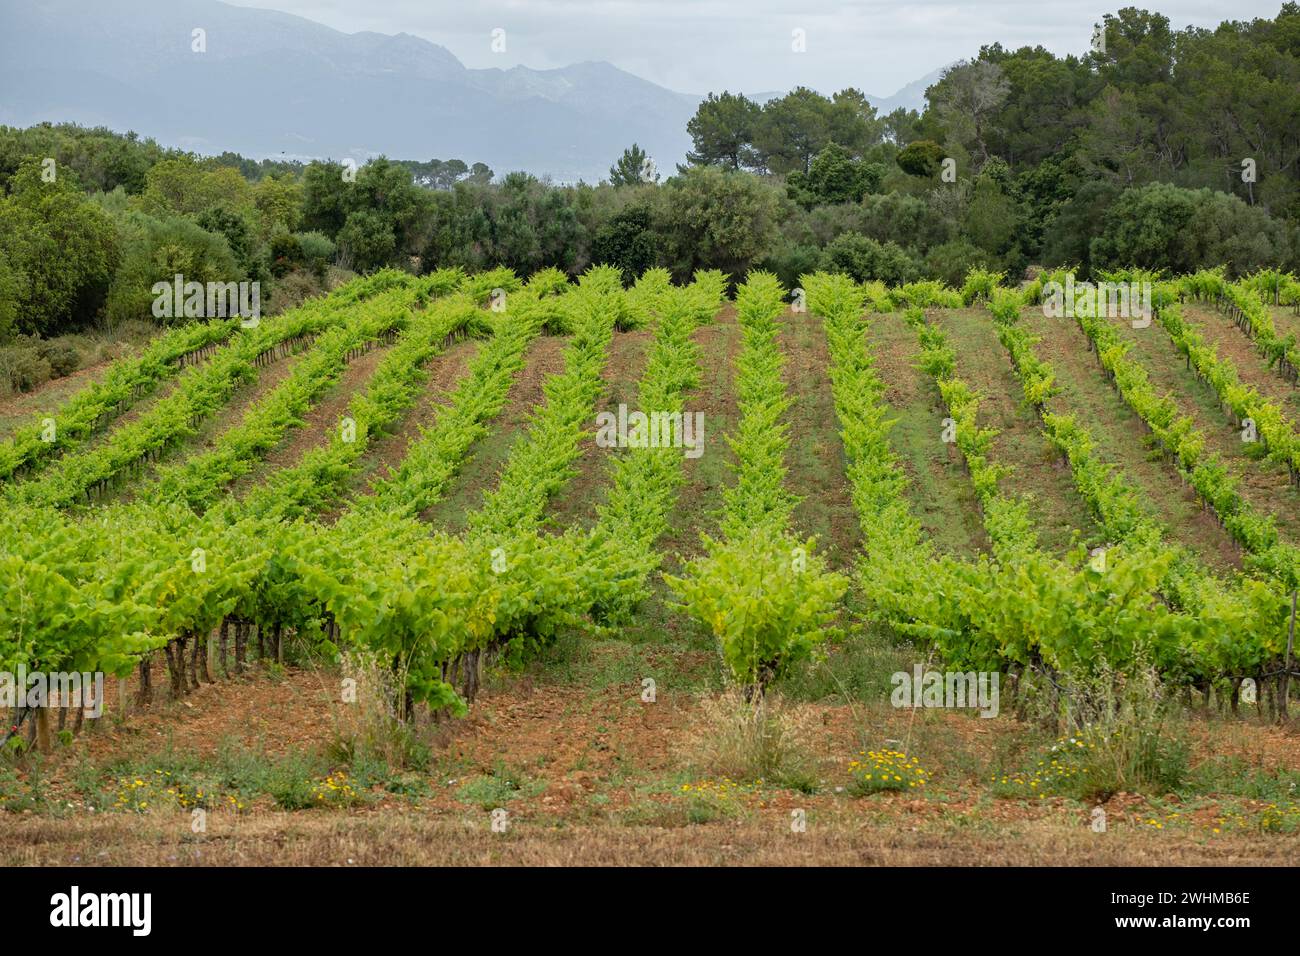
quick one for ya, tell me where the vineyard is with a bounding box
[3,263,1300,865]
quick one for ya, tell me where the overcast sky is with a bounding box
[224,1,1287,97]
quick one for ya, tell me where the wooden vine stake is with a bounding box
[34,704,52,753]
[1281,589,1296,723]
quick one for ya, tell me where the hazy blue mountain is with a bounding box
[744,66,950,118]
[867,64,955,114]
[0,0,699,182]
[0,0,943,181]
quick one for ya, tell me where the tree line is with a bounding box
[1,4,1298,347]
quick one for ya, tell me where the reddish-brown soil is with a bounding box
[1183,303,1300,422]
[7,661,1298,866]
[0,352,130,436]
[940,309,1100,556]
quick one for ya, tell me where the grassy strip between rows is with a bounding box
[904,305,1038,559]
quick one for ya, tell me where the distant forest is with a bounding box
[1,5,1298,345]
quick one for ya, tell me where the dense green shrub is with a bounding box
[925,238,995,287]
[896,139,945,177]
[0,161,120,336]
[295,231,337,279]
[1090,183,1294,278]
[102,209,240,328]
[37,340,80,376]
[820,232,921,285]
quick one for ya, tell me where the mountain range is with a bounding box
[0,0,945,183]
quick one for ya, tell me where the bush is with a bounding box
[896,139,945,177]
[0,343,52,395]
[926,238,995,287]
[269,233,303,278]
[0,257,20,343]
[1090,183,1293,277]
[653,166,786,281]
[820,232,922,285]
[103,209,240,328]
[1001,666,1189,801]
[337,209,397,272]
[676,689,822,791]
[591,205,656,285]
[847,749,930,795]
[787,145,883,208]
[757,240,824,291]
[267,270,324,315]
[295,231,336,280]
[37,341,81,377]
[857,191,955,251]
[0,161,120,337]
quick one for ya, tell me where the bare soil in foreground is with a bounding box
[4,659,1298,866]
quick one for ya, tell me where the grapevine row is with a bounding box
[466,266,626,539]
[142,268,469,512]
[587,269,726,620]
[1049,273,1300,591]
[0,320,238,482]
[1151,284,1300,489]
[1179,269,1300,387]
[996,282,1292,684]
[356,269,572,521]
[4,275,423,509]
[667,272,846,690]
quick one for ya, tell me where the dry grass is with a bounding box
[4,807,1294,866]
[675,689,824,791]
